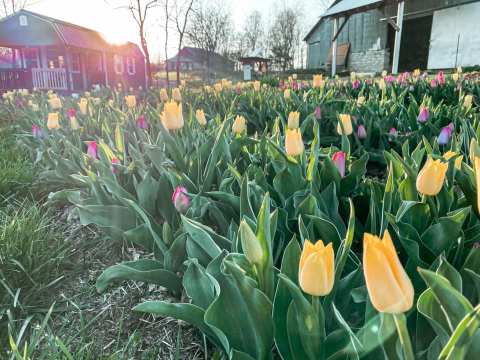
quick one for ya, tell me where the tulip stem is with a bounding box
[393,313,414,360]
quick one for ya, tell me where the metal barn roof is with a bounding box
[323,0,384,17]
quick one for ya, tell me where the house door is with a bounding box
[69,52,84,91]
[85,52,105,88]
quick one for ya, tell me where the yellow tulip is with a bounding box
[160,88,169,102]
[312,74,323,88]
[443,151,463,170]
[363,230,414,314]
[382,70,388,77]
[378,78,386,90]
[292,73,297,80]
[464,95,473,109]
[357,96,366,106]
[416,157,448,196]
[232,115,246,134]
[452,73,459,82]
[196,109,207,126]
[160,101,184,130]
[48,96,62,110]
[284,89,291,100]
[172,88,182,102]
[78,98,88,115]
[253,81,261,91]
[299,240,334,296]
[285,128,304,156]
[413,69,421,78]
[287,111,300,129]
[337,114,353,136]
[125,95,136,109]
[70,116,80,130]
[214,83,222,93]
[47,112,60,130]
[475,156,480,214]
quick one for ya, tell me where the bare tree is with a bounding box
[107,0,159,86]
[162,0,170,86]
[186,0,232,80]
[1,0,40,17]
[173,0,194,85]
[243,10,264,53]
[268,8,300,71]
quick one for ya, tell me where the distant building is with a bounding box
[304,0,480,74]
[166,46,234,74]
[0,10,146,93]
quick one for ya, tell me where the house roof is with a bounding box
[167,46,233,65]
[322,0,384,18]
[0,9,144,57]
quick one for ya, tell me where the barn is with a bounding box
[304,0,480,75]
[0,9,146,93]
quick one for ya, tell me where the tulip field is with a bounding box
[2,70,480,359]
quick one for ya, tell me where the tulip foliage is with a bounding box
[3,70,480,359]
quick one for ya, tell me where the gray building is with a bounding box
[304,0,480,74]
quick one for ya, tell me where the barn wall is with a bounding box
[384,0,480,18]
[305,8,389,72]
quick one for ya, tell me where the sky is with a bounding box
[26,0,328,60]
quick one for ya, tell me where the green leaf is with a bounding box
[183,259,216,310]
[96,259,182,295]
[182,216,221,260]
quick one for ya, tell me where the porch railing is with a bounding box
[32,68,68,91]
[0,69,30,91]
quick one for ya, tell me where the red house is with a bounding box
[0,10,146,93]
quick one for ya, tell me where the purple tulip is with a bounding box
[357,124,367,139]
[314,106,322,120]
[417,106,430,123]
[136,115,148,129]
[67,108,76,118]
[352,79,360,89]
[437,126,452,145]
[32,124,42,138]
[87,141,98,159]
[385,75,395,84]
[332,151,346,177]
[172,186,190,213]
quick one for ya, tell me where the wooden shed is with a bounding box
[0,10,146,93]
[304,0,480,74]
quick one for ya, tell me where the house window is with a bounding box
[24,48,39,69]
[114,55,124,74]
[46,48,65,68]
[126,57,136,75]
[70,53,81,73]
[19,15,28,26]
[0,47,22,69]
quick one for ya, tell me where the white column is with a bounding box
[332,17,338,77]
[392,1,405,74]
[102,51,109,87]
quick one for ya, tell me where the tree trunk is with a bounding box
[141,38,152,88]
[176,46,181,86]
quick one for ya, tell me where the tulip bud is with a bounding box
[332,151,346,177]
[357,96,366,106]
[452,73,459,82]
[299,240,335,296]
[285,129,304,156]
[232,115,246,134]
[172,88,182,102]
[160,101,184,130]
[312,74,323,88]
[337,114,353,136]
[159,88,169,102]
[437,126,452,145]
[314,106,322,120]
[287,111,300,129]
[253,81,261,91]
[443,151,463,170]
[214,83,222,93]
[48,96,62,110]
[363,231,414,313]
[417,106,429,123]
[86,141,98,159]
[67,108,76,118]
[125,95,136,109]
[464,95,473,109]
[389,127,398,137]
[357,124,367,139]
[111,157,120,174]
[284,88,291,100]
[172,186,190,213]
[196,109,207,126]
[32,124,43,138]
[47,113,60,130]
[70,116,80,130]
[136,115,148,129]
[239,220,264,265]
[416,157,448,196]
[352,79,360,89]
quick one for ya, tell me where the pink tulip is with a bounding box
[417,106,430,123]
[172,186,190,213]
[32,124,42,138]
[389,128,398,137]
[430,79,438,88]
[111,157,120,173]
[357,124,367,139]
[67,108,76,118]
[385,75,395,84]
[436,71,445,85]
[332,151,346,178]
[314,106,322,120]
[438,124,454,145]
[136,115,148,129]
[352,79,360,89]
[87,141,98,159]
